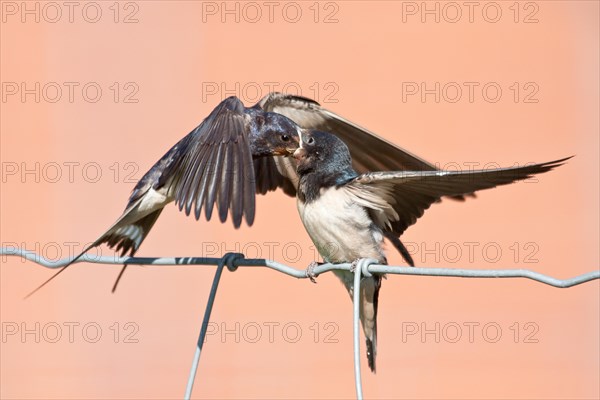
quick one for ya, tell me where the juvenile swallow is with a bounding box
[28,92,457,297]
[293,130,570,372]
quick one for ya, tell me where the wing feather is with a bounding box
[157,96,256,227]
[259,92,440,172]
[258,92,473,200]
[347,157,570,236]
[230,139,244,227]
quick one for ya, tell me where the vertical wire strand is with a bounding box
[184,253,242,399]
[184,260,224,399]
[353,261,364,400]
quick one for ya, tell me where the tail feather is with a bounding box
[25,205,164,298]
[110,209,164,293]
[334,270,381,373]
[361,275,381,373]
[384,232,415,267]
[112,265,128,293]
[24,234,109,299]
[366,337,377,373]
[367,274,381,373]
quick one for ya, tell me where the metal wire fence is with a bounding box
[2,247,599,399]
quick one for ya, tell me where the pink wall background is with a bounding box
[1,1,598,398]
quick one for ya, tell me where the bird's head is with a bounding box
[251,112,300,157]
[294,130,353,176]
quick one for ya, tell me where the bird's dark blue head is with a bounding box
[294,130,356,183]
[249,111,300,157]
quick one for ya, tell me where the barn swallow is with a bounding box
[293,130,570,372]
[27,96,300,297]
[27,92,459,297]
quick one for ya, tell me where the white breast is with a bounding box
[297,186,385,264]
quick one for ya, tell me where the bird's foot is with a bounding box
[350,259,360,273]
[305,261,320,283]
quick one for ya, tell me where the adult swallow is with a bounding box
[27,96,300,296]
[28,92,457,297]
[293,130,570,372]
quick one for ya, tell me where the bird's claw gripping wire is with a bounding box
[305,261,320,283]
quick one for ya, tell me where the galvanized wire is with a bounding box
[352,259,364,399]
[2,247,599,399]
[184,253,243,400]
[3,248,598,288]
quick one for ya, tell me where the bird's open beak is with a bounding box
[274,145,299,157]
[285,145,299,155]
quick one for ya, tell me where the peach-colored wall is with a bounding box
[1,1,598,399]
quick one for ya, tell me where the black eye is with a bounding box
[307,137,315,145]
[281,135,290,142]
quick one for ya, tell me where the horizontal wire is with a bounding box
[2,247,598,288]
[3,246,598,399]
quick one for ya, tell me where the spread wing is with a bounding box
[256,92,471,199]
[24,97,256,298]
[345,157,571,237]
[253,155,298,197]
[159,96,256,227]
[258,92,440,170]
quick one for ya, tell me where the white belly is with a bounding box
[297,186,385,264]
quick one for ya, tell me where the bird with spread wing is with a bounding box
[27,93,450,297]
[293,130,570,372]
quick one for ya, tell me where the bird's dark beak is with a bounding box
[293,148,307,161]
